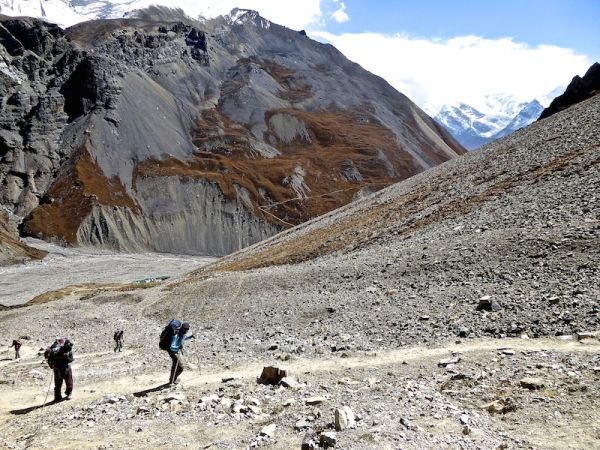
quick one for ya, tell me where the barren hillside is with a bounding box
[1,9,463,257]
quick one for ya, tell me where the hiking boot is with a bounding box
[54,397,63,402]
[65,395,71,401]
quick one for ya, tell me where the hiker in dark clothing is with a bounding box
[45,339,74,402]
[114,330,124,352]
[168,323,194,384]
[10,339,21,359]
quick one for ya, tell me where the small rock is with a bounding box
[247,397,261,406]
[481,400,507,414]
[260,424,276,438]
[576,331,599,340]
[458,327,469,338]
[279,377,300,388]
[29,370,45,380]
[335,406,356,431]
[438,356,461,367]
[459,414,469,425]
[136,406,150,415]
[220,398,233,409]
[248,405,262,415]
[320,431,337,448]
[198,394,219,410]
[501,349,515,356]
[295,419,311,430]
[520,377,545,390]
[477,296,502,312]
[301,433,319,450]
[258,366,287,385]
[305,396,327,405]
[232,402,246,414]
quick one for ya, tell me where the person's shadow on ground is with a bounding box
[10,399,63,415]
[133,382,172,397]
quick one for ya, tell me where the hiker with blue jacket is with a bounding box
[160,321,194,384]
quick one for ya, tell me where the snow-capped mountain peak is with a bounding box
[225,8,271,29]
[435,95,547,150]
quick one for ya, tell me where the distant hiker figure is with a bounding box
[113,330,124,352]
[44,338,74,402]
[10,339,21,359]
[159,320,194,385]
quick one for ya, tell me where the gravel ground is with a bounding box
[0,96,598,448]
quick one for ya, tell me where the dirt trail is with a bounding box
[2,337,597,419]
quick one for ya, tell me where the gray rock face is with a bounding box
[1,9,464,257]
[77,177,281,255]
[0,18,77,216]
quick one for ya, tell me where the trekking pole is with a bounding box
[42,370,54,407]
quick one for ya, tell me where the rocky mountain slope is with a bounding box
[0,8,464,257]
[539,62,600,120]
[0,90,598,449]
[0,208,46,265]
[435,97,545,150]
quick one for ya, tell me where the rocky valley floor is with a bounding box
[0,88,598,450]
[0,239,214,307]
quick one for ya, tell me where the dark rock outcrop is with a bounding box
[539,62,600,120]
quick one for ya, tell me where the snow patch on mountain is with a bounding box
[226,8,271,29]
[0,0,282,29]
[0,0,89,26]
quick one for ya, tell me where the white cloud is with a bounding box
[310,31,592,114]
[331,1,350,23]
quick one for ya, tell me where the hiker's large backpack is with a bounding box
[44,338,71,368]
[159,319,181,350]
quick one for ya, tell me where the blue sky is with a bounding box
[318,0,599,61]
[304,0,598,113]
